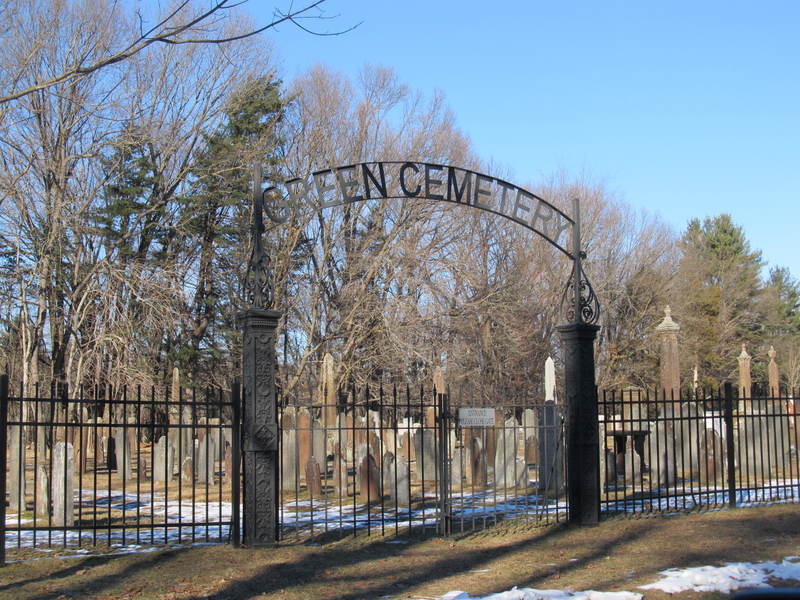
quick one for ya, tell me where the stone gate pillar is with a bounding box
[557,321,600,525]
[239,307,281,546]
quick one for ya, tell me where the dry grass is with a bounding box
[3,502,800,600]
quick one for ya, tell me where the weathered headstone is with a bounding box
[224,445,233,482]
[296,408,312,483]
[196,434,217,484]
[467,436,487,489]
[494,417,525,489]
[114,426,133,481]
[311,417,326,467]
[182,456,194,482]
[737,412,769,480]
[8,424,25,512]
[413,428,437,482]
[52,442,75,526]
[450,446,465,485]
[395,457,411,505]
[281,409,297,492]
[677,402,704,479]
[647,421,677,488]
[523,409,539,464]
[698,427,726,483]
[35,464,50,519]
[357,453,381,501]
[738,344,752,412]
[153,436,175,483]
[382,451,396,499]
[332,442,348,494]
[306,456,323,497]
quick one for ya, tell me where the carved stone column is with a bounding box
[655,306,681,413]
[557,321,600,525]
[738,344,752,412]
[239,307,281,546]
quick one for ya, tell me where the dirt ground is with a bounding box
[3,503,800,600]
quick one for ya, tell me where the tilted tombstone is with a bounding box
[306,456,323,497]
[413,428,437,483]
[153,435,175,483]
[357,453,381,502]
[52,441,75,526]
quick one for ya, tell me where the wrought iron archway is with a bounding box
[238,161,602,545]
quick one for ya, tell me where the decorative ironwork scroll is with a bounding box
[244,165,273,308]
[562,263,601,325]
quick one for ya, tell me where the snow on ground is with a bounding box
[436,556,800,599]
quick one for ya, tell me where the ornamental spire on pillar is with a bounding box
[655,306,681,403]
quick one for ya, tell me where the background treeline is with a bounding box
[0,1,798,402]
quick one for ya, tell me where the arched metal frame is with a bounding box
[245,161,599,324]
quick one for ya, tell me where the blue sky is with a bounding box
[250,1,799,279]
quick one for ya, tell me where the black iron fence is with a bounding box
[599,383,800,516]
[276,383,567,540]
[0,375,240,563]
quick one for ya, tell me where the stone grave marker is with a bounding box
[114,427,133,481]
[358,453,381,501]
[306,456,323,497]
[8,424,25,512]
[647,421,677,488]
[494,417,525,489]
[52,441,75,526]
[413,428,437,483]
[35,464,50,518]
[197,435,217,484]
[467,436,488,489]
[153,435,175,483]
[523,408,539,464]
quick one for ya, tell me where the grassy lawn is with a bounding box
[3,503,800,600]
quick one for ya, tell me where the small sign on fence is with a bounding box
[458,408,495,427]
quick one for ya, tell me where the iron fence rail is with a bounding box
[599,384,800,516]
[276,382,567,541]
[1,377,240,561]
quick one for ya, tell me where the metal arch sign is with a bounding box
[260,161,575,258]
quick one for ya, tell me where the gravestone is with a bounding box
[306,456,323,497]
[197,435,217,484]
[106,434,118,471]
[296,408,312,482]
[537,402,563,494]
[467,436,488,489]
[281,410,298,492]
[138,456,148,480]
[35,464,50,518]
[737,412,769,480]
[647,421,677,488]
[114,427,133,481]
[494,417,526,489]
[623,441,643,485]
[413,428,437,482]
[182,456,194,482]
[398,431,414,461]
[311,417,326,467]
[698,427,726,483]
[450,446,465,485]
[8,424,25,512]
[153,435,175,483]
[523,408,539,464]
[332,443,348,494]
[395,457,411,505]
[52,441,75,526]
[358,454,381,501]
[382,451,396,500]
[224,445,233,483]
[368,431,383,468]
[677,403,704,479]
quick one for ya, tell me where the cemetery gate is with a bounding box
[240,161,601,545]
